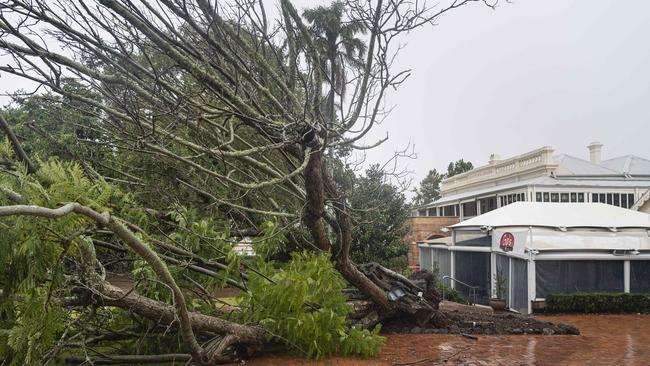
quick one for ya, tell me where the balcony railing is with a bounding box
[441,146,558,194]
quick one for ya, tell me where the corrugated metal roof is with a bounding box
[602,155,650,176]
[450,202,650,229]
[554,154,620,175]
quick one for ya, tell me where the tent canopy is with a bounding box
[451,202,650,230]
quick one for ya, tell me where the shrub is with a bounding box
[426,266,468,305]
[543,293,650,314]
[238,252,384,359]
[437,284,469,305]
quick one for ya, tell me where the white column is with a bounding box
[528,258,536,314]
[490,252,496,298]
[624,260,630,293]
[508,256,513,309]
[450,251,455,290]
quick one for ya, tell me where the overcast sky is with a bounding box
[1,1,649,197]
[349,0,650,194]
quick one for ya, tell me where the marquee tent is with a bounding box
[419,202,650,313]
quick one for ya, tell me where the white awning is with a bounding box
[451,202,650,229]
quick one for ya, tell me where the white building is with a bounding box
[418,202,650,314]
[414,143,650,220]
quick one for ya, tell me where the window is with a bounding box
[538,192,587,204]
[427,208,437,217]
[501,193,527,206]
[631,260,650,293]
[442,205,456,216]
[462,201,477,217]
[418,209,427,216]
[592,193,636,208]
[455,230,490,247]
[536,260,624,298]
[454,251,491,305]
[479,197,497,214]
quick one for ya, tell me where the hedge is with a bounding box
[543,292,650,314]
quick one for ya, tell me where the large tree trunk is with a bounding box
[302,147,332,251]
[75,281,267,363]
[301,147,446,328]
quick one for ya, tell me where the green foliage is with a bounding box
[239,252,384,359]
[0,158,217,363]
[412,160,474,206]
[348,165,410,270]
[0,158,129,365]
[493,268,506,299]
[2,79,104,162]
[251,220,287,260]
[428,265,467,304]
[411,169,444,206]
[1,289,66,365]
[543,293,650,314]
[438,283,469,305]
[446,159,474,178]
[303,0,367,98]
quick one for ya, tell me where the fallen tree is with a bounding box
[0,162,384,364]
[0,200,267,365]
[0,0,508,363]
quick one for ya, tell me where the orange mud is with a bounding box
[232,314,650,365]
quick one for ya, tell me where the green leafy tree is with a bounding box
[303,1,366,125]
[2,79,103,163]
[348,165,410,269]
[411,169,444,206]
[412,159,474,206]
[0,0,501,362]
[239,252,384,359]
[446,159,474,177]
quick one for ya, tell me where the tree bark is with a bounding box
[324,170,445,327]
[302,148,332,251]
[94,281,266,347]
[0,115,36,173]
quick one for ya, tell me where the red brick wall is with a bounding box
[404,216,459,270]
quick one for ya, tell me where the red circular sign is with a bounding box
[499,232,515,252]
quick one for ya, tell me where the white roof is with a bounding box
[451,202,650,229]
[554,154,620,175]
[602,155,650,176]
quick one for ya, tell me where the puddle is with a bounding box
[236,314,650,365]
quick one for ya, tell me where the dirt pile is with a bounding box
[381,306,579,335]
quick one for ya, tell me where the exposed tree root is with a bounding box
[341,262,447,329]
